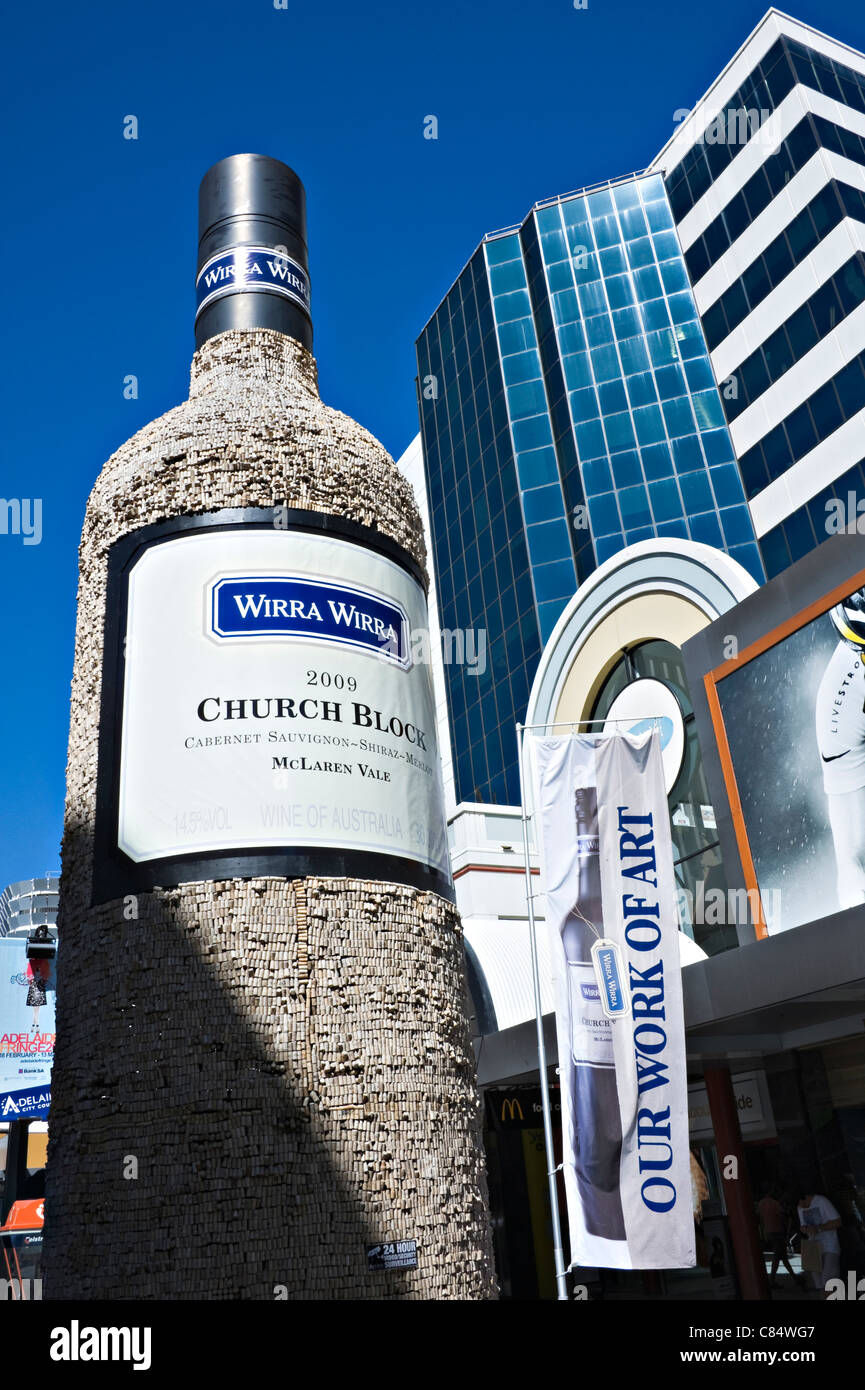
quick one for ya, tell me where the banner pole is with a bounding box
[517,722,570,1301]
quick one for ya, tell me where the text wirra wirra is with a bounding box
[210,574,409,665]
[195,246,311,320]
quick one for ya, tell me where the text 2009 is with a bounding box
[306,669,357,692]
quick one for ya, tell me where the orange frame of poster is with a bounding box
[703,563,865,942]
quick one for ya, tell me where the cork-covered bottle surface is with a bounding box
[45,327,498,1300]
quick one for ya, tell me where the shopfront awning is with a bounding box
[464,919,554,1036]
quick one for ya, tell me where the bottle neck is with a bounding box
[189,328,319,400]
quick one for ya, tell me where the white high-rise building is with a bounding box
[650,8,865,576]
[0,876,59,939]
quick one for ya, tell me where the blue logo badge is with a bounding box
[196,247,311,321]
[210,575,409,666]
[592,941,630,1018]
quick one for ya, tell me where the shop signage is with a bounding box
[1,1086,51,1120]
[688,1073,767,1139]
[604,678,686,794]
[487,1089,563,1130]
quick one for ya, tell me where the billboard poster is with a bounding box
[532,729,694,1271]
[0,937,55,1120]
[711,580,865,932]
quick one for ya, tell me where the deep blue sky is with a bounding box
[1,0,862,890]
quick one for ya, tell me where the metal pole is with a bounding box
[517,722,569,1301]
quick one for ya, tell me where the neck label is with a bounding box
[196,247,310,320]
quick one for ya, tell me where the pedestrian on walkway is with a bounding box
[797,1190,842,1295]
[757,1182,803,1289]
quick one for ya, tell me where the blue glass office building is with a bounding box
[416,171,763,806]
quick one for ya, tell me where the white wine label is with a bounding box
[567,961,615,1066]
[115,525,449,877]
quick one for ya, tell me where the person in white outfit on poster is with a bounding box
[816,589,865,909]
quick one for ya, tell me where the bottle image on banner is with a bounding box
[560,785,626,1240]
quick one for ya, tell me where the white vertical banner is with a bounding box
[532,729,694,1271]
